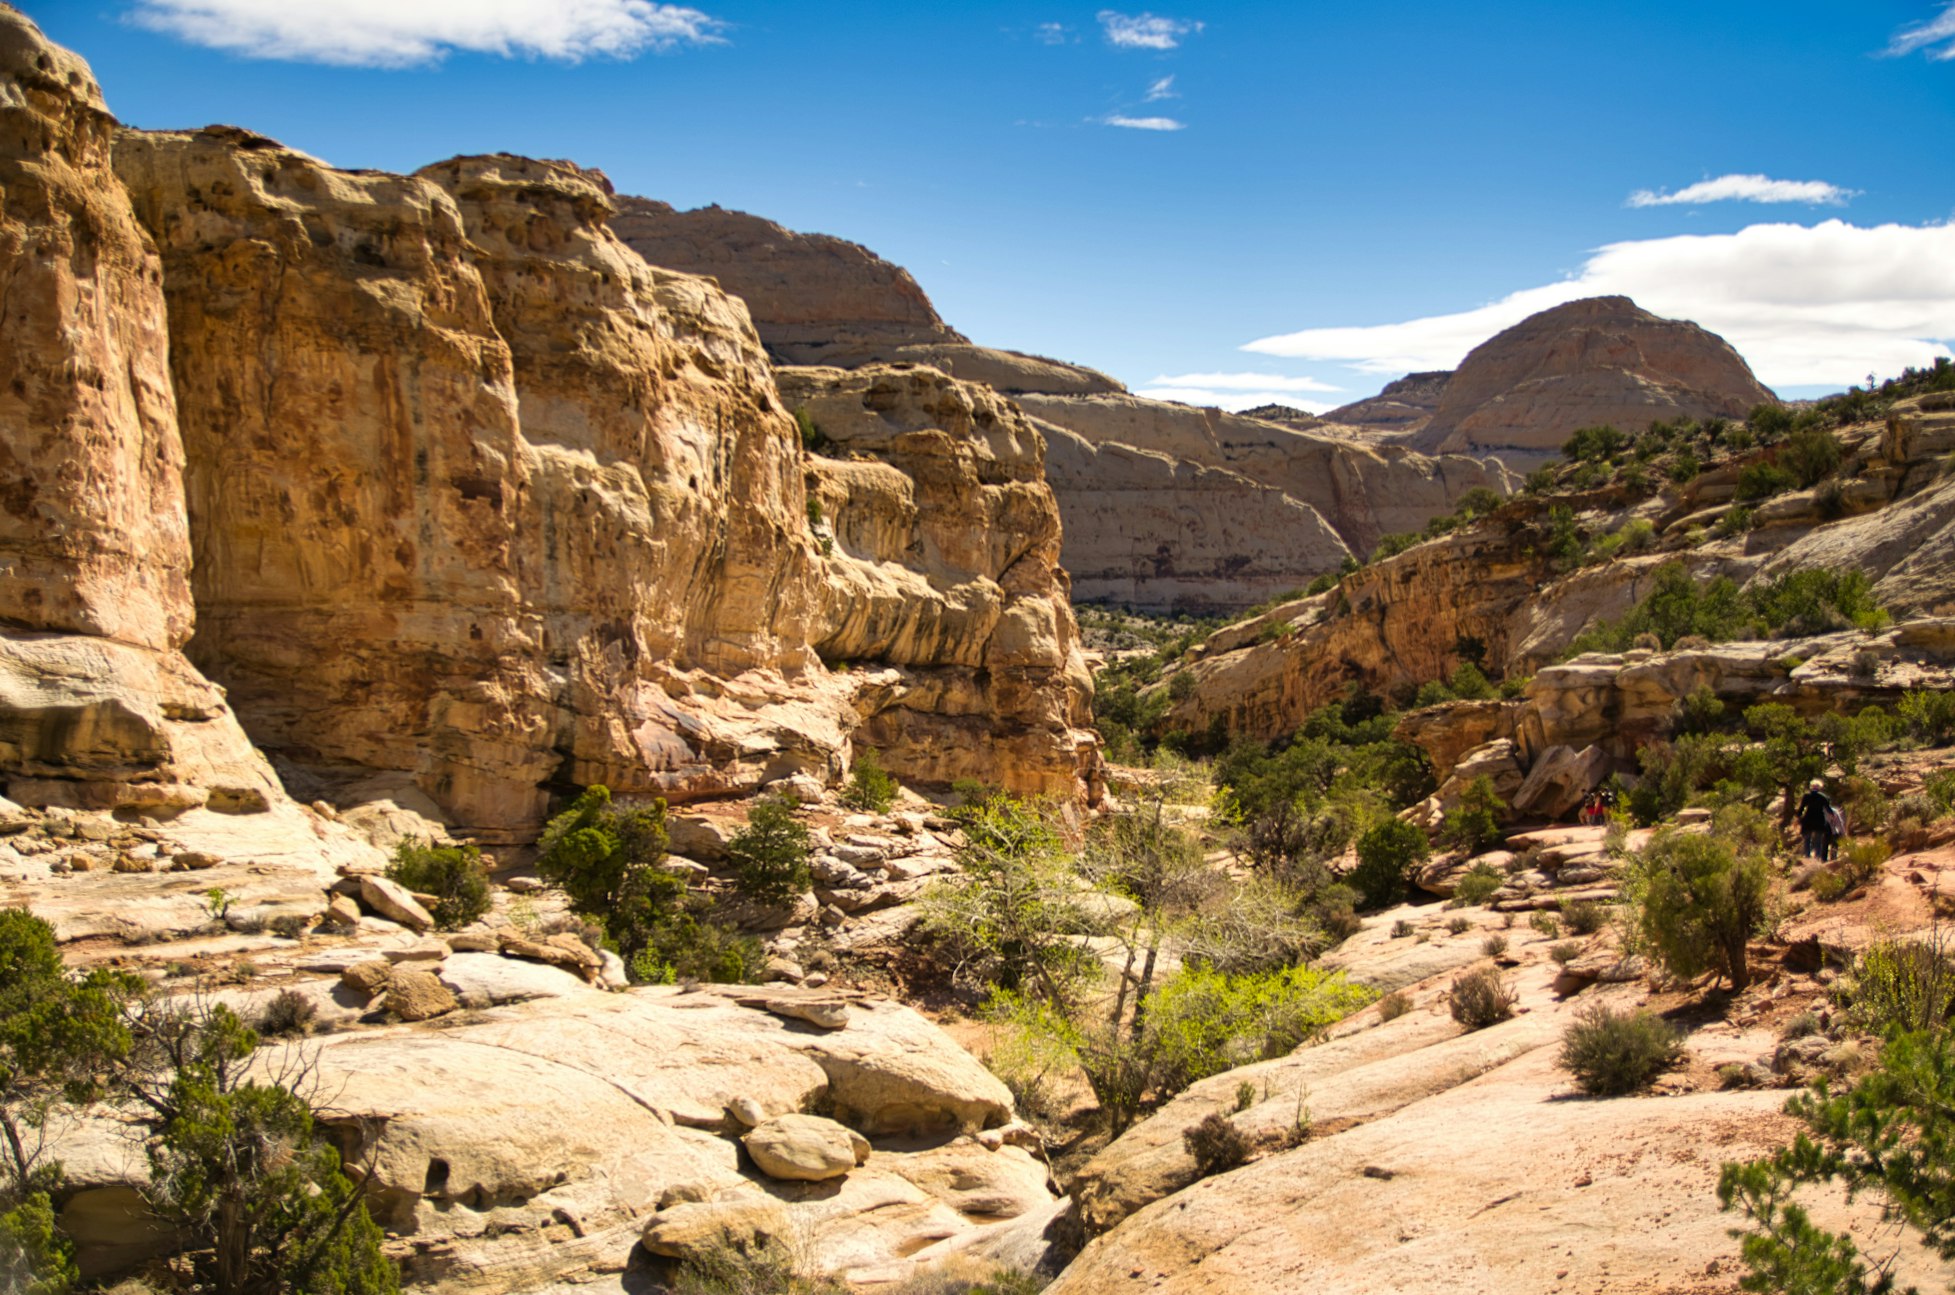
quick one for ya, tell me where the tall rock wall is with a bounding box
[91,129,1090,836]
[0,8,282,818]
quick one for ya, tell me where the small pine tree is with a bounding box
[727,796,814,907]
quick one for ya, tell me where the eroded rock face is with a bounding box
[1417,295,1777,461]
[781,364,1099,799]
[1321,369,1451,438]
[611,195,965,365]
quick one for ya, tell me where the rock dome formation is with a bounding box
[1415,295,1777,461]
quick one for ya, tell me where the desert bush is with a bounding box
[259,989,317,1039]
[727,796,814,907]
[1836,836,1892,891]
[1550,940,1584,965]
[1446,916,1470,936]
[1736,461,1794,501]
[1530,911,1562,937]
[386,839,492,931]
[1390,919,1415,939]
[1481,934,1509,958]
[630,917,766,986]
[1840,936,1955,1036]
[1748,568,1888,635]
[1450,861,1504,907]
[674,1234,846,1295]
[1377,990,1412,1022]
[1926,769,1955,816]
[1350,819,1430,910]
[842,747,899,812]
[1448,966,1516,1030]
[1780,424,1843,487]
[1558,1004,1681,1096]
[1182,1112,1250,1178]
[1440,776,1505,855]
[1563,424,1628,462]
[1899,689,1955,746]
[536,785,678,966]
[1624,826,1772,990]
[1563,900,1608,935]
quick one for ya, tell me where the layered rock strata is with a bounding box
[1415,295,1777,461]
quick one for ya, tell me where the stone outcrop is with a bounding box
[1320,369,1451,438]
[610,195,965,364]
[1416,295,1777,461]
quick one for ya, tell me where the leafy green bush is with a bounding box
[1780,424,1843,487]
[1927,768,1955,817]
[1748,403,1794,439]
[1145,965,1375,1092]
[628,917,765,986]
[1624,826,1771,990]
[1563,424,1628,462]
[1350,819,1430,910]
[1748,567,1888,635]
[1448,966,1516,1030]
[727,796,814,907]
[1440,775,1505,855]
[1558,1004,1681,1095]
[1451,861,1505,907]
[1899,688,1955,745]
[1840,937,1955,1036]
[1568,561,1889,654]
[842,747,899,812]
[536,785,680,969]
[1182,1112,1250,1178]
[386,839,492,930]
[1713,506,1754,538]
[1736,461,1794,501]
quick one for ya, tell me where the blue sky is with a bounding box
[27,0,1955,410]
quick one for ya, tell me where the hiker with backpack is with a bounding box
[1797,778,1842,861]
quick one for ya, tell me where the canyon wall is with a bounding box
[1,3,1096,841]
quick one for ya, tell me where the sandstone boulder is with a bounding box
[357,875,434,933]
[742,1113,871,1181]
[1511,744,1613,819]
[382,969,457,1022]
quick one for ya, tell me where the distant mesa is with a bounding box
[1409,295,1776,463]
[1321,370,1452,437]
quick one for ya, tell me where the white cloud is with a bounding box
[1098,10,1203,50]
[1243,218,1955,390]
[1628,173,1857,208]
[1104,114,1185,131]
[1034,21,1070,45]
[1144,74,1177,100]
[1884,2,1955,60]
[128,0,725,66]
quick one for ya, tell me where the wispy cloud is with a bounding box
[1147,372,1342,393]
[1104,114,1185,131]
[1034,21,1071,45]
[1243,218,1955,390]
[1628,173,1858,208]
[1099,10,1203,50]
[1136,373,1341,413]
[1883,2,1955,60]
[127,0,725,67]
[1144,74,1177,100]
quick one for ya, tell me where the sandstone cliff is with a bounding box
[0,9,292,823]
[1416,295,1777,461]
[1320,368,1451,438]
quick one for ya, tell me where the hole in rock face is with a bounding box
[423,1158,451,1196]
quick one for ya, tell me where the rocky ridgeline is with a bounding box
[609,200,1510,614]
[1165,392,1955,750]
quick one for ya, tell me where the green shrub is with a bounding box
[1927,768,1955,816]
[1550,940,1584,965]
[793,407,832,454]
[1446,915,1471,935]
[1748,567,1888,635]
[1145,965,1375,1092]
[536,785,680,968]
[726,796,814,907]
[1841,937,1955,1036]
[1481,934,1509,958]
[386,839,492,931]
[1713,506,1754,538]
[1182,1112,1250,1178]
[1563,424,1628,462]
[1305,572,1338,596]
[628,917,765,985]
[1451,861,1505,907]
[1350,819,1430,910]
[1898,688,1955,745]
[1563,900,1608,935]
[1736,461,1794,501]
[1748,403,1794,439]
[1448,965,1516,1030]
[1529,911,1562,937]
[842,747,899,812]
[1558,1004,1681,1096]
[259,989,317,1039]
[1624,826,1771,990]
[1780,425,1843,487]
[1440,775,1506,854]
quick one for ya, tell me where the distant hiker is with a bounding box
[1579,792,1606,826]
[1797,779,1838,861]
